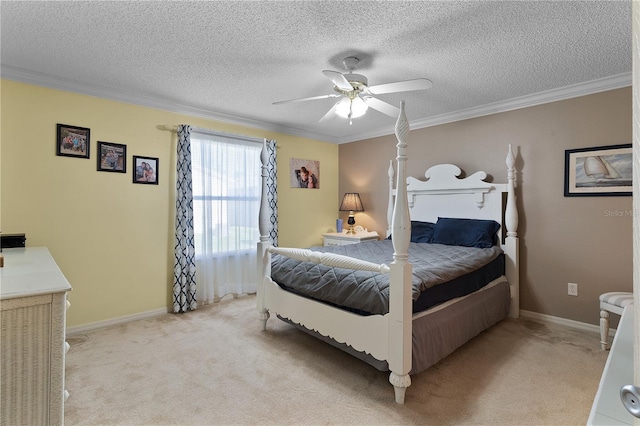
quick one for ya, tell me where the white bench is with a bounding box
[599,292,633,350]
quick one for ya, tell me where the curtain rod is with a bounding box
[157,124,177,132]
[157,124,266,145]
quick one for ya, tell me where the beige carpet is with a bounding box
[64,294,607,425]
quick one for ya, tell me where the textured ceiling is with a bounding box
[0,1,632,143]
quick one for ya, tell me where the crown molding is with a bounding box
[2,65,631,145]
[411,72,633,130]
[0,65,333,143]
[340,72,632,144]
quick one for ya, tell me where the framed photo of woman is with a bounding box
[290,158,319,189]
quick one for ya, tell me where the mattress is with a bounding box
[270,240,504,315]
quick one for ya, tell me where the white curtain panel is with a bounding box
[191,132,276,304]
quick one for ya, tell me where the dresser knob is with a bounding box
[621,385,640,418]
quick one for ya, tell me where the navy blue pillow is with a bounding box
[386,221,436,243]
[411,221,435,243]
[432,218,500,248]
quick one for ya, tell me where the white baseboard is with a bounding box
[66,306,611,337]
[520,309,615,336]
[66,307,170,336]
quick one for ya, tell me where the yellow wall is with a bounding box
[1,79,338,327]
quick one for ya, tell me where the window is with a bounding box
[191,132,262,258]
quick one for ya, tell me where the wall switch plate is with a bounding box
[568,282,578,296]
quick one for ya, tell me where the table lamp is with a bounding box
[339,193,364,234]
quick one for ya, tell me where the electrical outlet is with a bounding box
[568,283,578,296]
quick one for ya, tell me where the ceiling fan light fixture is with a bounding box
[335,96,368,119]
[273,55,432,123]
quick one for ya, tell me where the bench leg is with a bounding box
[600,310,610,350]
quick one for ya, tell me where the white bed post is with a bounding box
[504,144,520,318]
[386,161,394,239]
[388,101,413,404]
[257,139,271,330]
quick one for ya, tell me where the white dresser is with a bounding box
[588,306,635,425]
[1,247,72,425]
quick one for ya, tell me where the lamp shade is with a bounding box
[339,193,364,212]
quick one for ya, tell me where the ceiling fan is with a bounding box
[273,56,432,125]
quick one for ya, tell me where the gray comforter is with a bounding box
[270,240,502,315]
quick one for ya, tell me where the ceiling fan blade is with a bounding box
[362,96,400,117]
[367,78,433,95]
[273,93,340,105]
[322,70,353,91]
[319,103,339,122]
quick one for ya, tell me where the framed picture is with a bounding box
[56,123,90,158]
[290,158,319,189]
[97,142,126,173]
[564,144,632,197]
[133,155,158,185]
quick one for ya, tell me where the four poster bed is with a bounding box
[256,102,519,404]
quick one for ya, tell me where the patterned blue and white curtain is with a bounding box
[265,139,278,247]
[173,125,197,313]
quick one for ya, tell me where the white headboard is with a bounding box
[387,163,508,242]
[386,146,520,318]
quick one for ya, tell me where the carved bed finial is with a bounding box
[392,101,410,260]
[395,101,410,145]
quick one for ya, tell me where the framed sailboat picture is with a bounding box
[564,144,632,197]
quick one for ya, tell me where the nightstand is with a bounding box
[322,231,379,246]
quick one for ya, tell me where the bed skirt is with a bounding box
[277,278,511,375]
